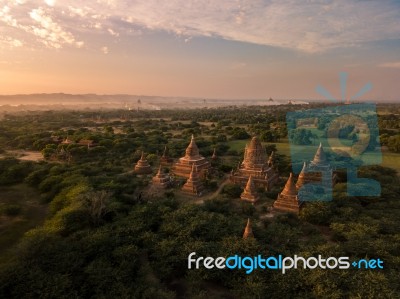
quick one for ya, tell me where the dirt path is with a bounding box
[193,176,230,204]
[3,150,43,162]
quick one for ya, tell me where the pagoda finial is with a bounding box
[140,151,145,160]
[312,143,326,165]
[282,173,297,196]
[189,164,198,180]
[296,162,307,190]
[212,147,217,159]
[243,218,254,239]
[300,161,306,173]
[156,164,162,176]
[245,175,255,192]
[268,151,275,167]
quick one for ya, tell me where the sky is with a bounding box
[0,0,400,101]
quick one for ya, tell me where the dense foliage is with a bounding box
[0,104,399,298]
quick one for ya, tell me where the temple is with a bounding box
[181,164,205,196]
[152,165,170,188]
[230,136,279,190]
[296,143,337,201]
[240,175,259,203]
[273,173,303,213]
[134,151,152,174]
[172,135,211,178]
[243,218,254,239]
[160,145,173,166]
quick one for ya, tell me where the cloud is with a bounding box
[0,36,23,49]
[101,46,108,54]
[105,0,400,53]
[0,3,84,49]
[29,7,84,48]
[378,62,400,69]
[44,0,56,7]
[0,0,399,52]
[107,28,119,37]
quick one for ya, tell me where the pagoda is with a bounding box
[152,165,170,188]
[160,145,173,166]
[295,143,337,201]
[230,136,279,190]
[273,173,302,213]
[243,218,254,239]
[211,148,217,160]
[181,164,205,196]
[240,175,259,203]
[134,151,152,174]
[172,135,211,178]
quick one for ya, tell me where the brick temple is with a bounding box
[181,164,204,196]
[230,136,279,190]
[273,173,303,213]
[134,151,152,174]
[296,143,337,193]
[240,175,259,203]
[172,135,211,179]
[273,143,338,213]
[152,165,170,188]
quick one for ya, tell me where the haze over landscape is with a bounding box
[1,0,400,102]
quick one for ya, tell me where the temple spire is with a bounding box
[281,173,297,196]
[185,135,200,158]
[189,164,198,180]
[243,218,254,239]
[245,175,255,192]
[268,151,275,167]
[182,164,204,196]
[156,164,162,176]
[296,163,307,190]
[211,148,217,160]
[312,143,327,165]
[273,172,302,213]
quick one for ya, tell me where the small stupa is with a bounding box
[134,151,152,174]
[181,164,205,196]
[152,165,170,188]
[240,175,259,203]
[160,145,173,165]
[243,218,254,239]
[273,173,302,213]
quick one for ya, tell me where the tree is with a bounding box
[81,190,112,225]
